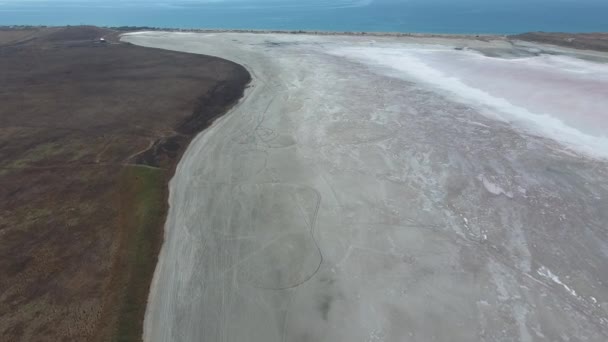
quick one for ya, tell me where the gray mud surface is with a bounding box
[123,32,608,342]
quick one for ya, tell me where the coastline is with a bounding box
[5,25,607,52]
[113,63,251,342]
[119,27,505,38]
[144,59,257,342]
[117,29,608,53]
[3,24,507,38]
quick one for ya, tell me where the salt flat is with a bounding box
[122,32,608,342]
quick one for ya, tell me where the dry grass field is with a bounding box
[512,32,608,52]
[0,26,250,341]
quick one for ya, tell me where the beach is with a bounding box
[122,32,608,342]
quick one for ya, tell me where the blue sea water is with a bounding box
[1,0,607,34]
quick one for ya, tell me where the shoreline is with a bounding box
[0,24,517,38]
[116,27,506,39]
[122,29,608,56]
[144,60,257,342]
[6,25,608,52]
[2,24,604,37]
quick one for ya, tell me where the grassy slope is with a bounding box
[114,166,166,342]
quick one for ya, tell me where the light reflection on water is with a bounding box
[1,1,608,34]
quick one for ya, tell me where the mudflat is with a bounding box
[0,26,249,341]
[123,32,608,342]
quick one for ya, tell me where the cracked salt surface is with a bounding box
[122,32,608,342]
[537,266,578,298]
[478,174,514,198]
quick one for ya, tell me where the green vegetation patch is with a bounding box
[114,165,167,342]
[6,141,66,168]
[3,137,100,168]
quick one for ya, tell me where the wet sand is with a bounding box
[123,32,608,342]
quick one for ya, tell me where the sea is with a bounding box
[1,0,608,34]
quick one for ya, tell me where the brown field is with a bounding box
[0,26,250,341]
[512,32,608,52]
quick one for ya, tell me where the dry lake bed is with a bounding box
[123,32,608,342]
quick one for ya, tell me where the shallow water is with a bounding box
[2,0,608,34]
